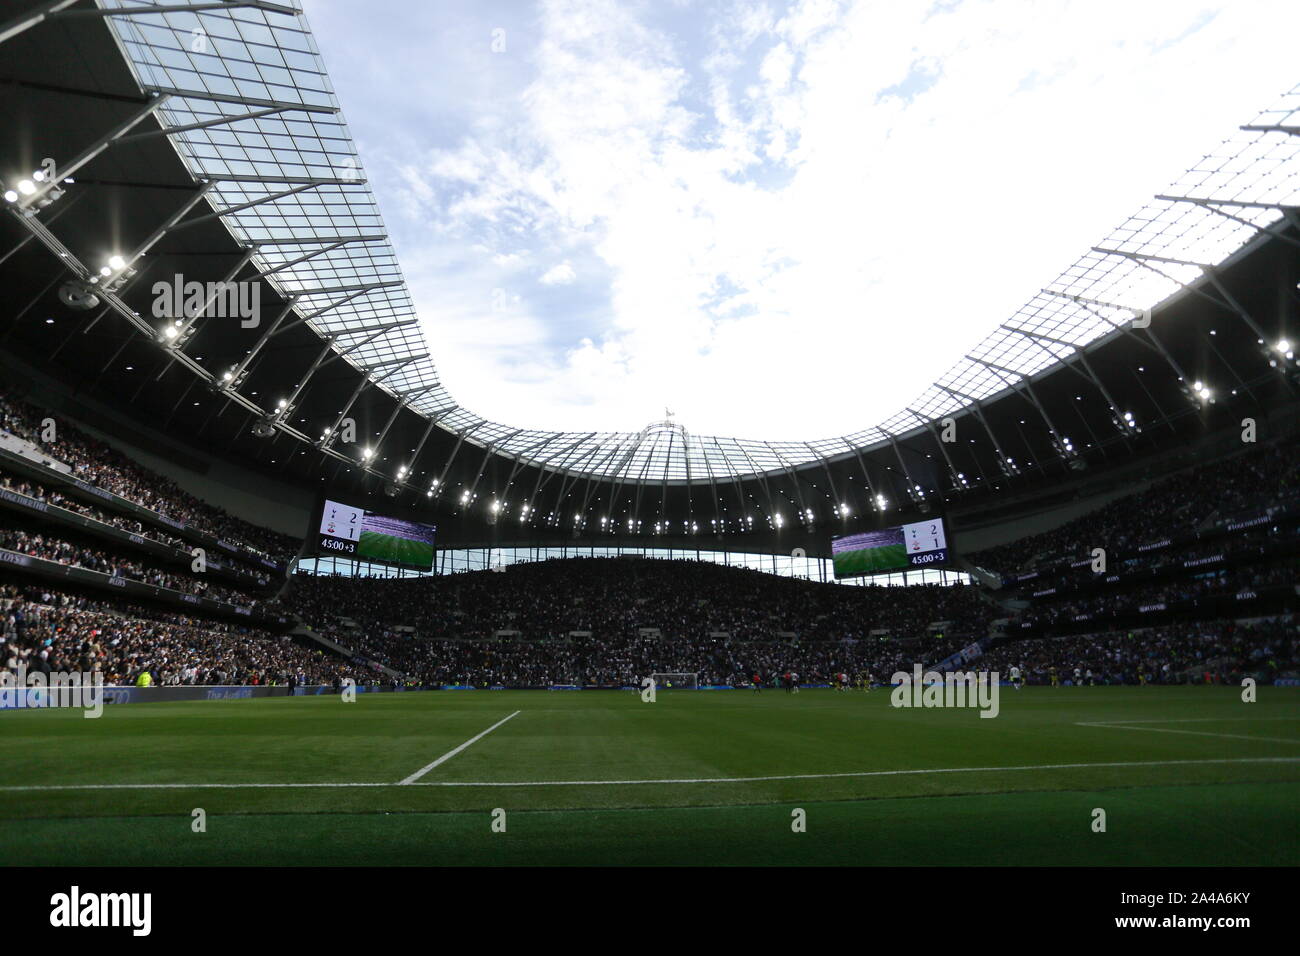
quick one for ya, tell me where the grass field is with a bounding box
[1,686,1297,866]
[832,542,907,576]
[356,529,434,569]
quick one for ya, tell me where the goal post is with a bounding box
[648,672,699,690]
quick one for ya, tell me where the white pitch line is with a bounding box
[409,756,1300,787]
[0,782,394,791]
[0,756,1295,794]
[396,710,521,786]
[1076,720,1300,746]
[1077,718,1299,724]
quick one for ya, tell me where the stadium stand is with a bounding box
[1,582,360,687]
[969,439,1300,577]
[0,391,301,565]
[978,616,1299,686]
[1,392,1295,690]
[285,557,993,686]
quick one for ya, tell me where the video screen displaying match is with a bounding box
[316,498,437,571]
[831,518,948,578]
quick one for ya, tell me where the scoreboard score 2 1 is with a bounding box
[319,499,364,555]
[830,517,950,578]
[903,519,947,563]
[314,498,438,571]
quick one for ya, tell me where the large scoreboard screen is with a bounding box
[831,518,948,579]
[315,498,437,571]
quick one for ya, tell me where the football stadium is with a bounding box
[0,0,1297,924]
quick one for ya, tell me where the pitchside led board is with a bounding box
[315,498,437,572]
[831,518,949,579]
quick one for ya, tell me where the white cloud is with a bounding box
[539,261,577,285]
[312,0,1300,440]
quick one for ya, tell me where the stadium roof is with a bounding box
[64,0,1300,482]
[1,0,1298,552]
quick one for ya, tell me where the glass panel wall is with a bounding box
[296,545,970,586]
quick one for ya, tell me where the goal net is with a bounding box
[648,672,699,690]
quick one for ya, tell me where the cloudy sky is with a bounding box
[302,0,1297,440]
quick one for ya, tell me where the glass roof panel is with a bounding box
[99,2,1300,482]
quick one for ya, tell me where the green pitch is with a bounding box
[1,687,1296,866]
[356,529,434,570]
[833,542,907,576]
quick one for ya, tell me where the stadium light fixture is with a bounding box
[17,179,36,196]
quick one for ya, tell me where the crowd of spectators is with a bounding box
[978,615,1299,685]
[0,391,300,563]
[0,470,273,591]
[346,629,965,688]
[971,439,1300,576]
[0,583,358,686]
[1020,557,1300,627]
[282,557,993,686]
[0,528,269,608]
[1,470,188,551]
[287,557,993,644]
[4,386,1297,691]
